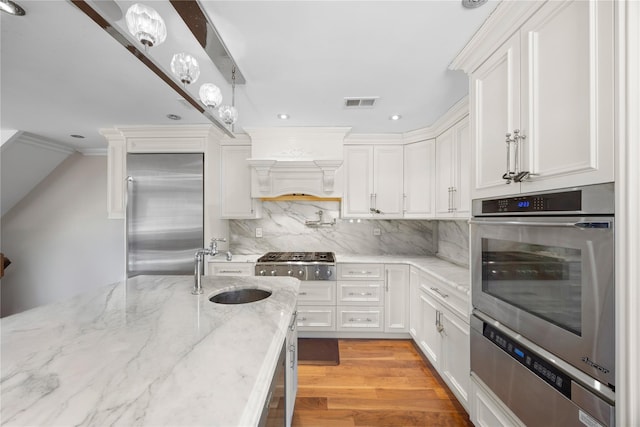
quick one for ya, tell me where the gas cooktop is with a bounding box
[256,252,335,264]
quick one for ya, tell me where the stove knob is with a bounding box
[259,270,266,276]
[298,270,304,277]
[326,269,332,278]
[287,270,293,276]
[315,269,320,277]
[270,270,277,276]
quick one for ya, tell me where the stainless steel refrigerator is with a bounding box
[126,153,203,277]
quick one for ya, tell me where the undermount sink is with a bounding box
[209,288,272,304]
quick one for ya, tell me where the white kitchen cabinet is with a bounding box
[337,306,384,331]
[414,270,470,410]
[343,145,404,218]
[208,262,255,276]
[296,281,336,333]
[384,264,410,333]
[336,263,384,334]
[409,267,420,340]
[220,144,261,218]
[470,374,525,427]
[435,118,470,219]
[469,0,614,199]
[403,139,436,218]
[286,311,298,427]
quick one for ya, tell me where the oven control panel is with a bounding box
[481,189,582,214]
[482,322,572,399]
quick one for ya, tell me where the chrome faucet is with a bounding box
[193,237,226,295]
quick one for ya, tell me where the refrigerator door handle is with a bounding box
[125,176,133,277]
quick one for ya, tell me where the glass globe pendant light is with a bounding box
[125,3,167,49]
[218,66,238,128]
[199,83,223,109]
[171,53,200,86]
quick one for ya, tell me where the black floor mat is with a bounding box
[298,338,340,365]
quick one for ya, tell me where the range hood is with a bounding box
[245,127,351,198]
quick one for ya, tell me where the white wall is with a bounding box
[1,154,124,317]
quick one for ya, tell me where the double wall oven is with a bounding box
[470,183,615,427]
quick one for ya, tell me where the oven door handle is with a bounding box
[469,219,611,229]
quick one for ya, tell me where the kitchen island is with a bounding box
[0,275,299,426]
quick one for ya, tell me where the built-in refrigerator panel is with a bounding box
[126,153,203,277]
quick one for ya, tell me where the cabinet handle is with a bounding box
[299,292,307,296]
[348,270,372,275]
[220,270,242,274]
[430,286,449,298]
[299,316,307,321]
[403,193,407,213]
[451,187,457,212]
[385,269,389,292]
[289,311,298,331]
[503,129,530,183]
[348,292,373,296]
[370,193,375,211]
[349,317,373,322]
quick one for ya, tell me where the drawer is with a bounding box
[297,306,336,331]
[337,306,384,331]
[337,263,384,280]
[419,272,469,320]
[208,262,255,276]
[337,281,384,305]
[297,281,336,305]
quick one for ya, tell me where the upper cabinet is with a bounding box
[403,139,436,218]
[220,144,261,219]
[435,118,470,219]
[457,0,614,199]
[342,144,404,218]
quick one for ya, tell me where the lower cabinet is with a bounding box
[208,262,255,276]
[412,270,470,410]
[286,312,298,427]
[469,374,525,427]
[297,281,337,332]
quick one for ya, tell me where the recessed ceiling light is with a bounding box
[0,0,25,16]
[277,114,290,120]
[70,134,85,139]
[389,114,402,121]
[166,114,182,120]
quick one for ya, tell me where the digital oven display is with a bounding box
[482,190,582,214]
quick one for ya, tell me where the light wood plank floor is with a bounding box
[292,339,472,427]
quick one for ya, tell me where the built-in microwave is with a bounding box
[470,183,615,390]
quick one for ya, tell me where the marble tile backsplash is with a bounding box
[229,201,437,256]
[436,220,470,267]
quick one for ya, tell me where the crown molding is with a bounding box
[343,133,404,145]
[4,132,76,155]
[402,96,469,143]
[77,148,108,156]
[449,1,545,74]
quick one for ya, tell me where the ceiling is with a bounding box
[0,0,497,151]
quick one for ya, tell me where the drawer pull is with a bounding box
[349,317,373,322]
[348,292,373,296]
[430,287,449,298]
[299,292,307,296]
[220,270,242,274]
[299,317,307,321]
[348,270,373,275]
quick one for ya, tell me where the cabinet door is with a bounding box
[470,33,522,199]
[286,313,298,427]
[403,140,436,218]
[418,291,441,368]
[440,307,470,410]
[220,145,259,218]
[409,267,420,340]
[384,264,410,333]
[519,0,614,192]
[453,119,471,217]
[435,127,454,218]
[373,145,404,217]
[343,145,374,217]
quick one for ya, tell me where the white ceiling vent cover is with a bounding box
[344,97,379,108]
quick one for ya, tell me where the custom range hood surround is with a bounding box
[246,127,351,198]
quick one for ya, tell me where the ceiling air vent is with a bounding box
[344,97,379,108]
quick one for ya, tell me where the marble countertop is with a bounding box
[1,275,299,427]
[209,253,469,293]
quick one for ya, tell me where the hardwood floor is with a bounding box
[292,339,472,427]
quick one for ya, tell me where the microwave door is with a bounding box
[470,217,615,387]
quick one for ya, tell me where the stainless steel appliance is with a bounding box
[255,252,336,280]
[470,183,615,426]
[126,153,204,277]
